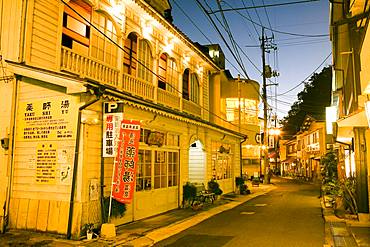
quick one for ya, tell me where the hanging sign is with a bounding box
[112,119,141,204]
[103,102,124,157]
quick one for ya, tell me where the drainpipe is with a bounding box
[240,136,247,178]
[67,88,102,239]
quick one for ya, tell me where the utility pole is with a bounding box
[260,27,278,184]
[261,27,269,184]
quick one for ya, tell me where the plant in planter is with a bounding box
[235,177,250,195]
[321,152,358,218]
[183,182,197,207]
[84,223,94,240]
[208,179,223,197]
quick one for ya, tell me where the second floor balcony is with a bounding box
[60,47,202,118]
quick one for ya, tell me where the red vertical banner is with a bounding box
[112,119,141,204]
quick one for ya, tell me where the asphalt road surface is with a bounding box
[155,177,324,247]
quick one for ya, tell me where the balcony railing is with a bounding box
[60,47,207,119]
[61,47,119,87]
[157,89,180,109]
[122,73,155,100]
[182,99,201,117]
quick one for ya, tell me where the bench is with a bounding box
[192,183,215,205]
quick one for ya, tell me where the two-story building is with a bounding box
[296,115,326,181]
[330,0,369,220]
[0,0,257,238]
[280,138,298,177]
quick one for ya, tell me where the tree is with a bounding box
[280,66,332,137]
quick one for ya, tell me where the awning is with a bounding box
[337,110,367,127]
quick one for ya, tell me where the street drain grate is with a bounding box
[240,211,255,215]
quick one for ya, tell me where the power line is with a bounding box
[172,0,272,112]
[171,0,246,77]
[221,2,328,38]
[209,0,320,14]
[195,0,250,79]
[278,52,332,96]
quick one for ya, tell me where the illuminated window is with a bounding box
[136,150,152,191]
[168,152,178,187]
[226,98,258,124]
[62,0,91,54]
[167,59,178,93]
[138,39,152,82]
[154,151,167,189]
[211,141,232,180]
[91,12,118,67]
[123,33,137,75]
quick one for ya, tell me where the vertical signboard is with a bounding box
[112,120,141,204]
[103,102,124,157]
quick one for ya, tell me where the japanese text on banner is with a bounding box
[112,120,141,204]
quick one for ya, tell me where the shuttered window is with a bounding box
[190,73,200,104]
[91,12,118,67]
[123,33,138,75]
[138,39,153,82]
[158,53,167,90]
[167,59,178,93]
[182,69,190,100]
[62,0,91,55]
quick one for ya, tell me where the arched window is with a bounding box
[158,53,167,90]
[190,73,200,104]
[138,39,153,83]
[123,33,138,75]
[167,58,178,93]
[62,0,91,55]
[91,12,118,67]
[182,69,190,100]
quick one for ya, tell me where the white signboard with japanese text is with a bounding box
[17,96,78,141]
[103,102,124,157]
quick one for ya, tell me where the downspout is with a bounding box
[67,89,102,239]
[100,102,106,223]
[240,136,247,178]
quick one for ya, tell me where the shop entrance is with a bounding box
[188,140,206,183]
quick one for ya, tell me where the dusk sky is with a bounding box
[169,0,332,121]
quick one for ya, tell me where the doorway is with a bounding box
[188,140,206,183]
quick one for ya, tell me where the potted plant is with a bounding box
[84,223,94,240]
[208,179,223,198]
[236,177,250,195]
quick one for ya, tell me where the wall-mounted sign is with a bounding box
[36,143,57,184]
[146,131,165,147]
[103,102,124,157]
[17,96,78,141]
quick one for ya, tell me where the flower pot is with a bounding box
[87,231,93,240]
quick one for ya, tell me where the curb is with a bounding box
[118,185,276,246]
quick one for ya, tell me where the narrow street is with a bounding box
[155,178,324,247]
